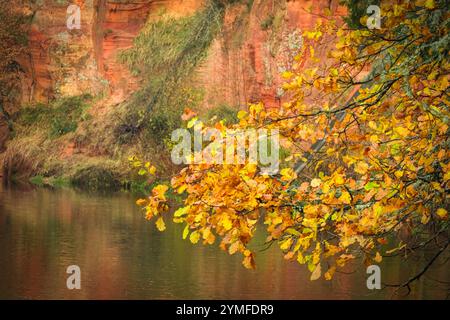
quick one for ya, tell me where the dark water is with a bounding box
[0,184,448,299]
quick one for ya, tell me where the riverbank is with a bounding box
[0,93,179,192]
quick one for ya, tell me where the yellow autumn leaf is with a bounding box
[354,161,369,175]
[177,184,187,194]
[242,253,256,269]
[228,241,240,255]
[310,47,317,60]
[189,231,200,244]
[148,165,156,175]
[136,198,147,206]
[324,266,336,280]
[374,252,382,263]
[394,127,409,137]
[174,206,189,218]
[339,191,352,204]
[436,208,448,220]
[222,216,233,231]
[444,171,450,182]
[155,217,166,232]
[332,173,345,185]
[182,225,190,239]
[311,178,321,188]
[152,184,169,201]
[281,71,294,79]
[237,110,248,120]
[280,168,297,181]
[304,30,322,40]
[310,263,321,281]
[330,68,338,77]
[187,117,198,128]
[421,213,430,224]
[280,238,293,251]
[394,170,404,178]
[425,0,435,9]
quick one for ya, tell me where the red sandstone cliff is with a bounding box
[18,0,344,109]
[199,0,346,109]
[0,0,346,176]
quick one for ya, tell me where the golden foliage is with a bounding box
[137,0,449,278]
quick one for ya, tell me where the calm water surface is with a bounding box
[0,184,448,299]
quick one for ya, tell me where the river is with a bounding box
[0,184,447,299]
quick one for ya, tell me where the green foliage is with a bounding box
[206,104,239,124]
[342,0,381,29]
[29,175,70,188]
[261,14,274,30]
[147,112,172,142]
[128,180,152,196]
[119,1,224,111]
[18,103,47,125]
[51,176,70,188]
[71,166,120,191]
[116,1,226,145]
[29,175,44,186]
[50,117,78,137]
[245,0,255,11]
[17,94,92,138]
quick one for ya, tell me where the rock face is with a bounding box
[94,0,203,103]
[19,0,101,103]
[93,0,152,103]
[18,0,344,107]
[199,0,346,109]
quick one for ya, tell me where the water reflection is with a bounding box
[0,184,448,299]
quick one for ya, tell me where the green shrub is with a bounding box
[50,117,78,137]
[206,104,239,124]
[18,103,48,125]
[17,94,92,138]
[342,0,381,29]
[29,175,44,186]
[71,166,120,191]
[29,175,70,188]
[260,14,274,30]
[147,112,173,142]
[117,1,224,146]
[51,176,70,188]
